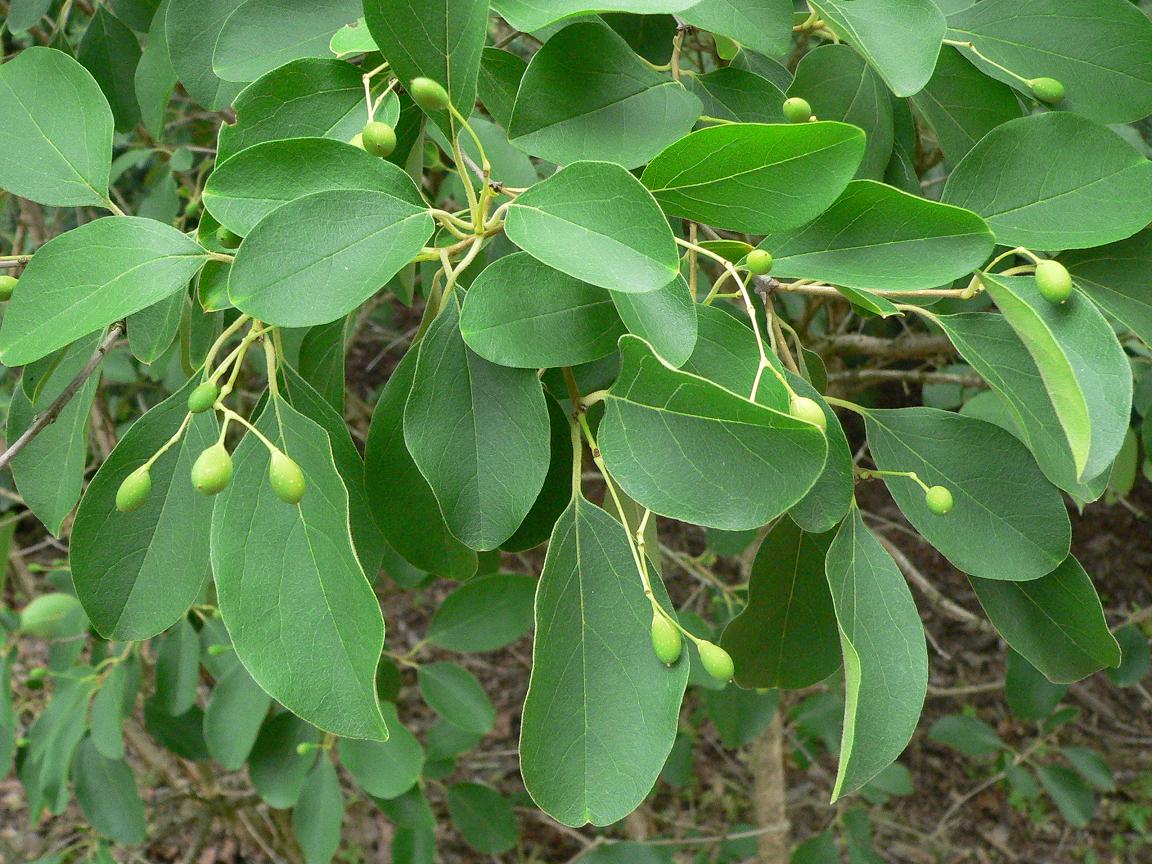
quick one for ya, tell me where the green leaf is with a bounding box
[701,687,778,749]
[969,556,1120,683]
[155,617,201,716]
[128,291,185,364]
[213,0,362,83]
[758,180,993,291]
[684,67,787,124]
[502,395,576,552]
[427,573,537,653]
[598,336,828,531]
[72,376,218,640]
[7,0,54,32]
[720,518,840,689]
[134,0,179,138]
[1107,624,1150,688]
[20,675,93,818]
[364,0,488,131]
[811,0,945,96]
[405,298,550,550]
[0,47,113,208]
[927,715,1004,757]
[90,657,137,760]
[460,252,626,368]
[1005,649,1065,721]
[678,304,789,410]
[863,407,1070,581]
[330,18,378,56]
[506,160,681,294]
[980,273,1132,482]
[339,702,424,799]
[641,122,865,234]
[1062,747,1115,792]
[365,349,478,579]
[163,0,245,109]
[947,0,1152,124]
[679,0,793,58]
[227,188,433,327]
[203,663,272,770]
[909,46,1023,165]
[788,45,893,180]
[824,508,927,800]
[0,217,207,366]
[508,22,701,169]
[73,737,147,845]
[447,783,518,854]
[941,112,1152,249]
[211,396,388,740]
[1060,228,1152,349]
[1036,764,1095,827]
[248,712,320,808]
[77,7,143,133]
[417,662,495,735]
[297,320,347,413]
[611,274,698,368]
[521,496,688,827]
[478,47,526,129]
[785,374,854,534]
[293,756,345,864]
[491,0,694,32]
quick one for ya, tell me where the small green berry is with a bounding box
[1029,77,1065,104]
[651,613,682,666]
[215,225,242,249]
[269,450,306,504]
[27,667,48,681]
[789,394,827,432]
[348,132,365,150]
[925,485,953,516]
[1035,259,1073,304]
[0,274,18,301]
[187,381,219,414]
[206,644,232,656]
[116,465,152,513]
[410,77,451,112]
[783,96,812,123]
[745,249,773,276]
[698,640,735,683]
[19,593,82,638]
[362,121,397,158]
[192,443,233,496]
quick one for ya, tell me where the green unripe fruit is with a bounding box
[362,121,397,158]
[783,96,812,123]
[192,443,233,496]
[206,643,232,656]
[1029,77,1065,104]
[789,395,827,432]
[349,132,365,150]
[698,640,735,683]
[19,593,82,638]
[28,666,48,681]
[215,225,242,249]
[745,249,773,276]
[925,485,953,516]
[1035,259,1073,304]
[187,381,219,413]
[115,465,152,513]
[0,274,18,301]
[410,76,451,112]
[651,613,682,665]
[269,450,306,504]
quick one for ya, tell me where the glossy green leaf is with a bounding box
[77,7,143,133]
[759,180,994,291]
[942,112,1152,249]
[680,0,793,58]
[405,298,550,550]
[213,0,362,82]
[228,188,433,327]
[506,161,680,294]
[863,407,1070,581]
[329,18,378,55]
[204,663,272,770]
[812,0,945,96]
[293,756,344,864]
[641,122,865,234]
[508,22,701,169]
[684,67,787,123]
[339,702,424,799]
[721,518,839,689]
[72,376,218,640]
[824,508,927,800]
[427,573,537,653]
[521,496,688,827]
[460,253,626,368]
[491,0,693,31]
[0,217,208,366]
[678,304,788,409]
[447,783,518,854]
[163,0,245,109]
[0,47,113,207]
[611,274,698,368]
[969,556,1120,683]
[73,737,147,845]
[981,273,1132,482]
[599,336,828,531]
[947,0,1152,124]
[211,397,388,740]
[417,662,495,735]
[1060,228,1152,349]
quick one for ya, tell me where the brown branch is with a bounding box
[828,369,985,387]
[0,322,122,472]
[815,333,955,360]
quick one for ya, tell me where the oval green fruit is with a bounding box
[115,465,152,513]
[651,613,682,665]
[216,225,242,249]
[1035,259,1073,304]
[1029,77,1065,104]
[187,380,219,413]
[745,249,773,276]
[410,76,450,112]
[19,593,82,638]
[783,96,812,123]
[0,274,17,301]
[789,394,827,431]
[698,640,734,683]
[269,449,306,504]
[925,485,953,516]
[192,443,233,496]
[362,121,397,158]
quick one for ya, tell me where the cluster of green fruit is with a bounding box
[351,77,452,159]
[650,610,734,682]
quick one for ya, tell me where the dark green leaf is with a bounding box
[447,783,518,854]
[339,702,424,799]
[1036,764,1094,827]
[680,0,793,58]
[684,67,787,123]
[427,573,537,653]
[611,274,698,368]
[73,737,147,845]
[77,8,142,132]
[1061,227,1152,349]
[417,662,495,735]
[204,663,272,770]
[293,756,344,864]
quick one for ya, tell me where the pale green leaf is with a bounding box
[680,0,793,58]
[293,757,344,864]
[213,0,362,82]
[73,737,147,845]
[204,664,272,770]
[611,274,698,368]
[447,783,518,854]
[427,573,537,653]
[491,0,694,32]
[339,702,424,799]
[418,662,495,735]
